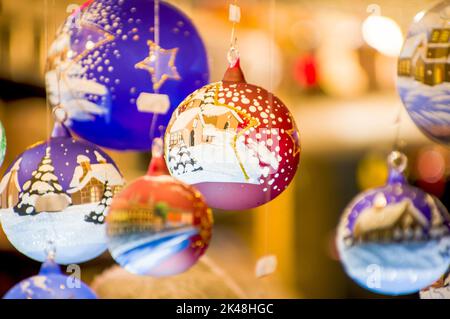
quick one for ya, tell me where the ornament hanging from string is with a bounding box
[3,242,97,299]
[106,138,213,277]
[163,1,300,210]
[45,0,210,150]
[0,107,125,265]
[337,151,450,295]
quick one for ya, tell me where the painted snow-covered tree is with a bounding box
[14,146,71,216]
[85,181,112,224]
[168,141,202,176]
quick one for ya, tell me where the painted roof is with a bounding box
[354,198,428,236]
[68,162,123,193]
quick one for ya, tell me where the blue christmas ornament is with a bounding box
[3,258,97,299]
[46,0,209,150]
[397,0,450,145]
[337,151,450,296]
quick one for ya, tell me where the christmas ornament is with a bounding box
[337,151,450,295]
[3,252,97,299]
[46,0,209,151]
[106,138,212,277]
[164,60,300,210]
[0,121,125,265]
[420,268,450,299]
[0,121,6,168]
[397,0,450,145]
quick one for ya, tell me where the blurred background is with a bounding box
[0,0,449,298]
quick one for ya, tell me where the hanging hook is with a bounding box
[366,4,381,16]
[387,150,407,173]
[52,105,68,124]
[227,2,241,67]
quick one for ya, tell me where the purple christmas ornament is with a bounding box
[46,0,210,151]
[0,123,125,264]
[337,151,450,296]
[3,257,97,299]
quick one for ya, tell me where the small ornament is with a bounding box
[0,120,125,265]
[106,138,213,277]
[420,268,450,299]
[3,252,97,299]
[46,0,210,151]
[398,0,450,144]
[337,151,450,295]
[164,60,300,210]
[255,255,277,278]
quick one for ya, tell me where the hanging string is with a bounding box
[201,256,247,298]
[148,0,160,144]
[392,102,405,151]
[44,0,50,141]
[227,0,240,66]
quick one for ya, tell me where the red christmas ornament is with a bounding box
[164,60,301,210]
[106,139,213,277]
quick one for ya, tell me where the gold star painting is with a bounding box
[135,40,181,91]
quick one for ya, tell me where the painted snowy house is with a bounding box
[353,199,429,243]
[398,28,450,85]
[107,199,165,236]
[398,33,427,77]
[0,158,22,208]
[67,152,123,205]
[169,102,244,148]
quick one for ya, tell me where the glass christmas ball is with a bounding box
[3,258,97,299]
[0,123,125,265]
[337,152,450,295]
[397,0,450,144]
[106,139,213,277]
[46,0,209,151]
[164,61,300,210]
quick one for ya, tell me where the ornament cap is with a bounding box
[147,138,169,176]
[387,151,407,184]
[51,122,72,138]
[39,258,62,276]
[223,59,246,83]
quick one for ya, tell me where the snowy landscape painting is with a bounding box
[46,23,110,123]
[107,196,204,276]
[165,87,280,186]
[0,137,124,264]
[338,189,450,295]
[397,1,450,144]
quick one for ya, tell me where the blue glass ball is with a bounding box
[3,259,97,299]
[337,168,450,295]
[397,0,450,145]
[46,0,209,150]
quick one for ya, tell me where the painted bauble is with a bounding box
[0,121,6,168]
[0,124,125,265]
[420,268,450,299]
[106,139,212,276]
[397,0,450,144]
[46,0,209,151]
[337,152,450,296]
[3,258,97,299]
[164,60,300,210]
